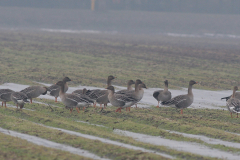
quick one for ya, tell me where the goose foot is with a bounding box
[76,107,80,113]
[156,101,160,108]
[115,108,121,113]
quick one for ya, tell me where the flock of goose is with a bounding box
[0,75,239,117]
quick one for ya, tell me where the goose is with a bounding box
[20,86,48,103]
[121,82,147,111]
[56,81,94,113]
[221,92,240,101]
[73,88,95,108]
[11,92,29,109]
[0,89,15,108]
[90,75,116,108]
[48,77,71,102]
[107,86,137,113]
[161,80,197,114]
[153,80,172,108]
[226,86,240,118]
[116,80,135,94]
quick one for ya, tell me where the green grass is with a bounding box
[0,132,92,160]
[0,30,240,89]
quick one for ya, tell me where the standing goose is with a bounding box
[48,77,71,102]
[226,86,240,118]
[0,89,15,108]
[73,88,95,108]
[56,81,93,113]
[11,92,29,109]
[161,80,197,114]
[153,80,172,108]
[116,80,135,94]
[20,86,48,103]
[107,86,137,113]
[91,75,116,108]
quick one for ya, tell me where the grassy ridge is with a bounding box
[0,132,92,160]
[0,31,240,89]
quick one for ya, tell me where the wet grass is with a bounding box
[0,100,239,158]
[0,103,217,160]
[0,132,92,160]
[0,30,240,90]
[0,113,170,160]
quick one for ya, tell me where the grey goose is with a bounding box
[11,92,29,109]
[48,77,71,102]
[116,80,135,94]
[153,80,172,108]
[226,86,240,118]
[107,86,137,113]
[56,81,94,113]
[20,86,48,103]
[161,80,197,114]
[0,89,15,107]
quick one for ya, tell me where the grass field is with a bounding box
[0,30,240,90]
[0,30,240,159]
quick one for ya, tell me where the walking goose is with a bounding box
[56,81,93,113]
[153,80,172,108]
[20,86,48,103]
[48,77,71,102]
[11,92,29,109]
[116,80,135,94]
[161,80,197,114]
[0,89,15,107]
[226,86,240,118]
[107,86,137,113]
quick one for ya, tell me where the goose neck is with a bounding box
[188,84,193,95]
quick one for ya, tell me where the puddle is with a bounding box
[114,129,240,160]
[0,82,233,110]
[0,127,109,160]
[166,130,240,149]
[40,124,174,159]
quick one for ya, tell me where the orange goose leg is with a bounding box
[181,109,183,114]
[115,108,121,112]
[55,97,57,102]
[70,108,73,113]
[100,104,102,109]
[16,104,18,109]
[231,112,233,118]
[1,102,3,107]
[76,107,80,113]
[128,107,131,111]
[83,107,85,111]
[156,101,159,108]
[237,113,239,118]
[93,102,96,108]
[4,102,7,108]
[30,98,32,104]
[135,104,137,108]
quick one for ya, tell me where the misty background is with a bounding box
[1,0,240,36]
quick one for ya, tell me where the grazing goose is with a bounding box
[116,80,135,94]
[11,92,29,109]
[221,92,240,101]
[161,80,197,114]
[226,86,240,118]
[0,89,15,108]
[56,81,93,113]
[91,75,116,108]
[107,86,137,113]
[20,86,48,103]
[153,80,172,108]
[48,77,71,102]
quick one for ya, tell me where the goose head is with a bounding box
[128,80,135,85]
[106,86,115,93]
[189,80,198,86]
[164,80,169,86]
[63,77,71,82]
[108,75,116,81]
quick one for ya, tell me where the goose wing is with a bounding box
[161,95,187,106]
